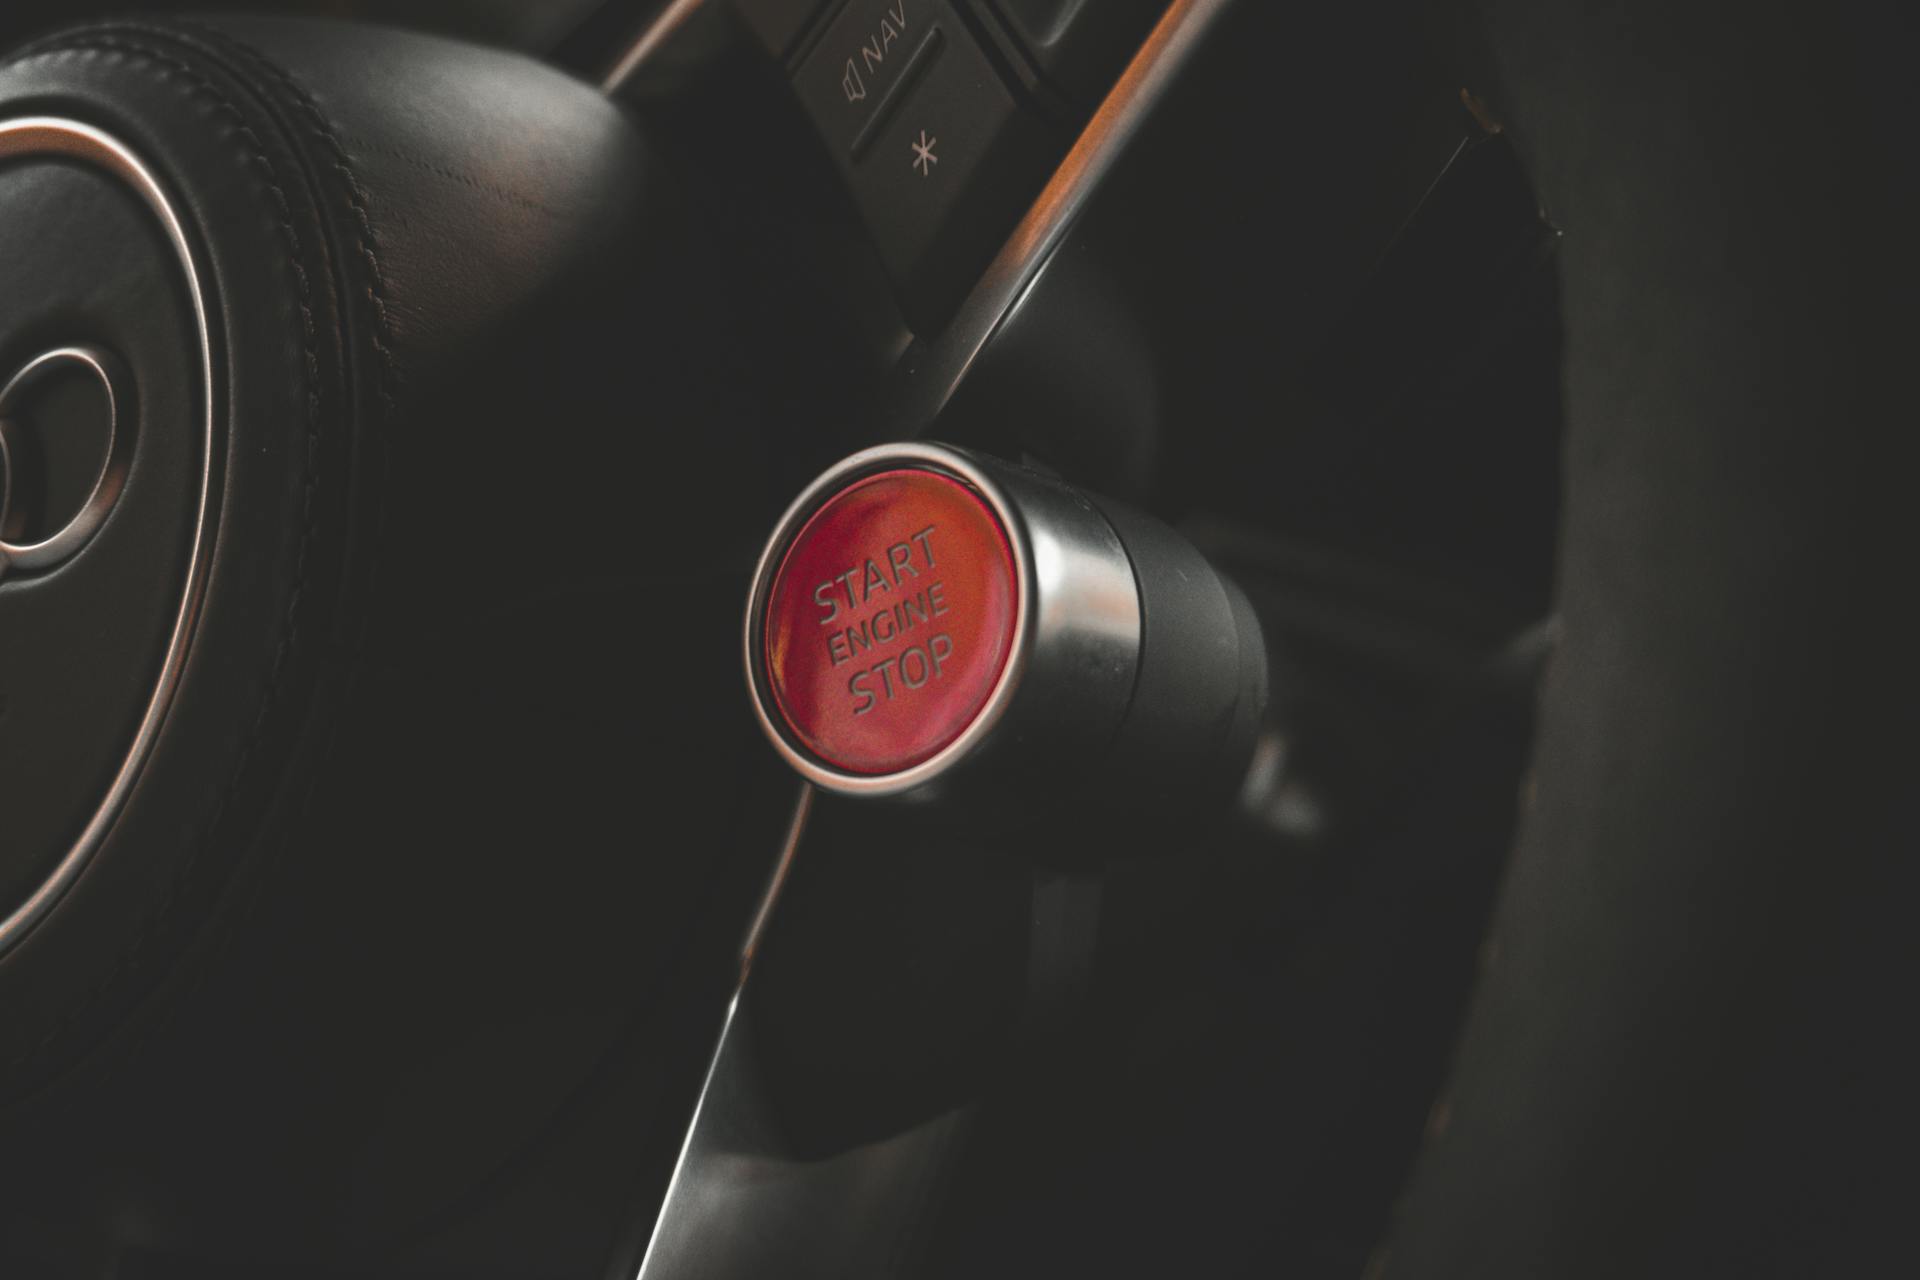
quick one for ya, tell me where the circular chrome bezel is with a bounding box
[0,345,136,578]
[0,117,218,957]
[743,443,1037,798]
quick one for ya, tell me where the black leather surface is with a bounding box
[1381,4,1915,1275]
[0,16,782,1273]
[0,17,375,1093]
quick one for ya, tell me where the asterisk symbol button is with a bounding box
[911,130,938,177]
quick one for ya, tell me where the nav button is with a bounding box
[794,0,939,158]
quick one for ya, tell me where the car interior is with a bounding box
[0,0,1909,1276]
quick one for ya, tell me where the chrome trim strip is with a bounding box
[888,0,1233,432]
[633,991,747,1280]
[738,781,814,983]
[0,401,13,539]
[0,118,218,957]
[635,780,815,1279]
[602,0,712,92]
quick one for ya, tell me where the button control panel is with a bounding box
[785,0,1060,324]
[728,1,1171,326]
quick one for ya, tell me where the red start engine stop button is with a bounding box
[763,468,1019,776]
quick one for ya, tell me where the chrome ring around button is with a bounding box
[0,345,134,583]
